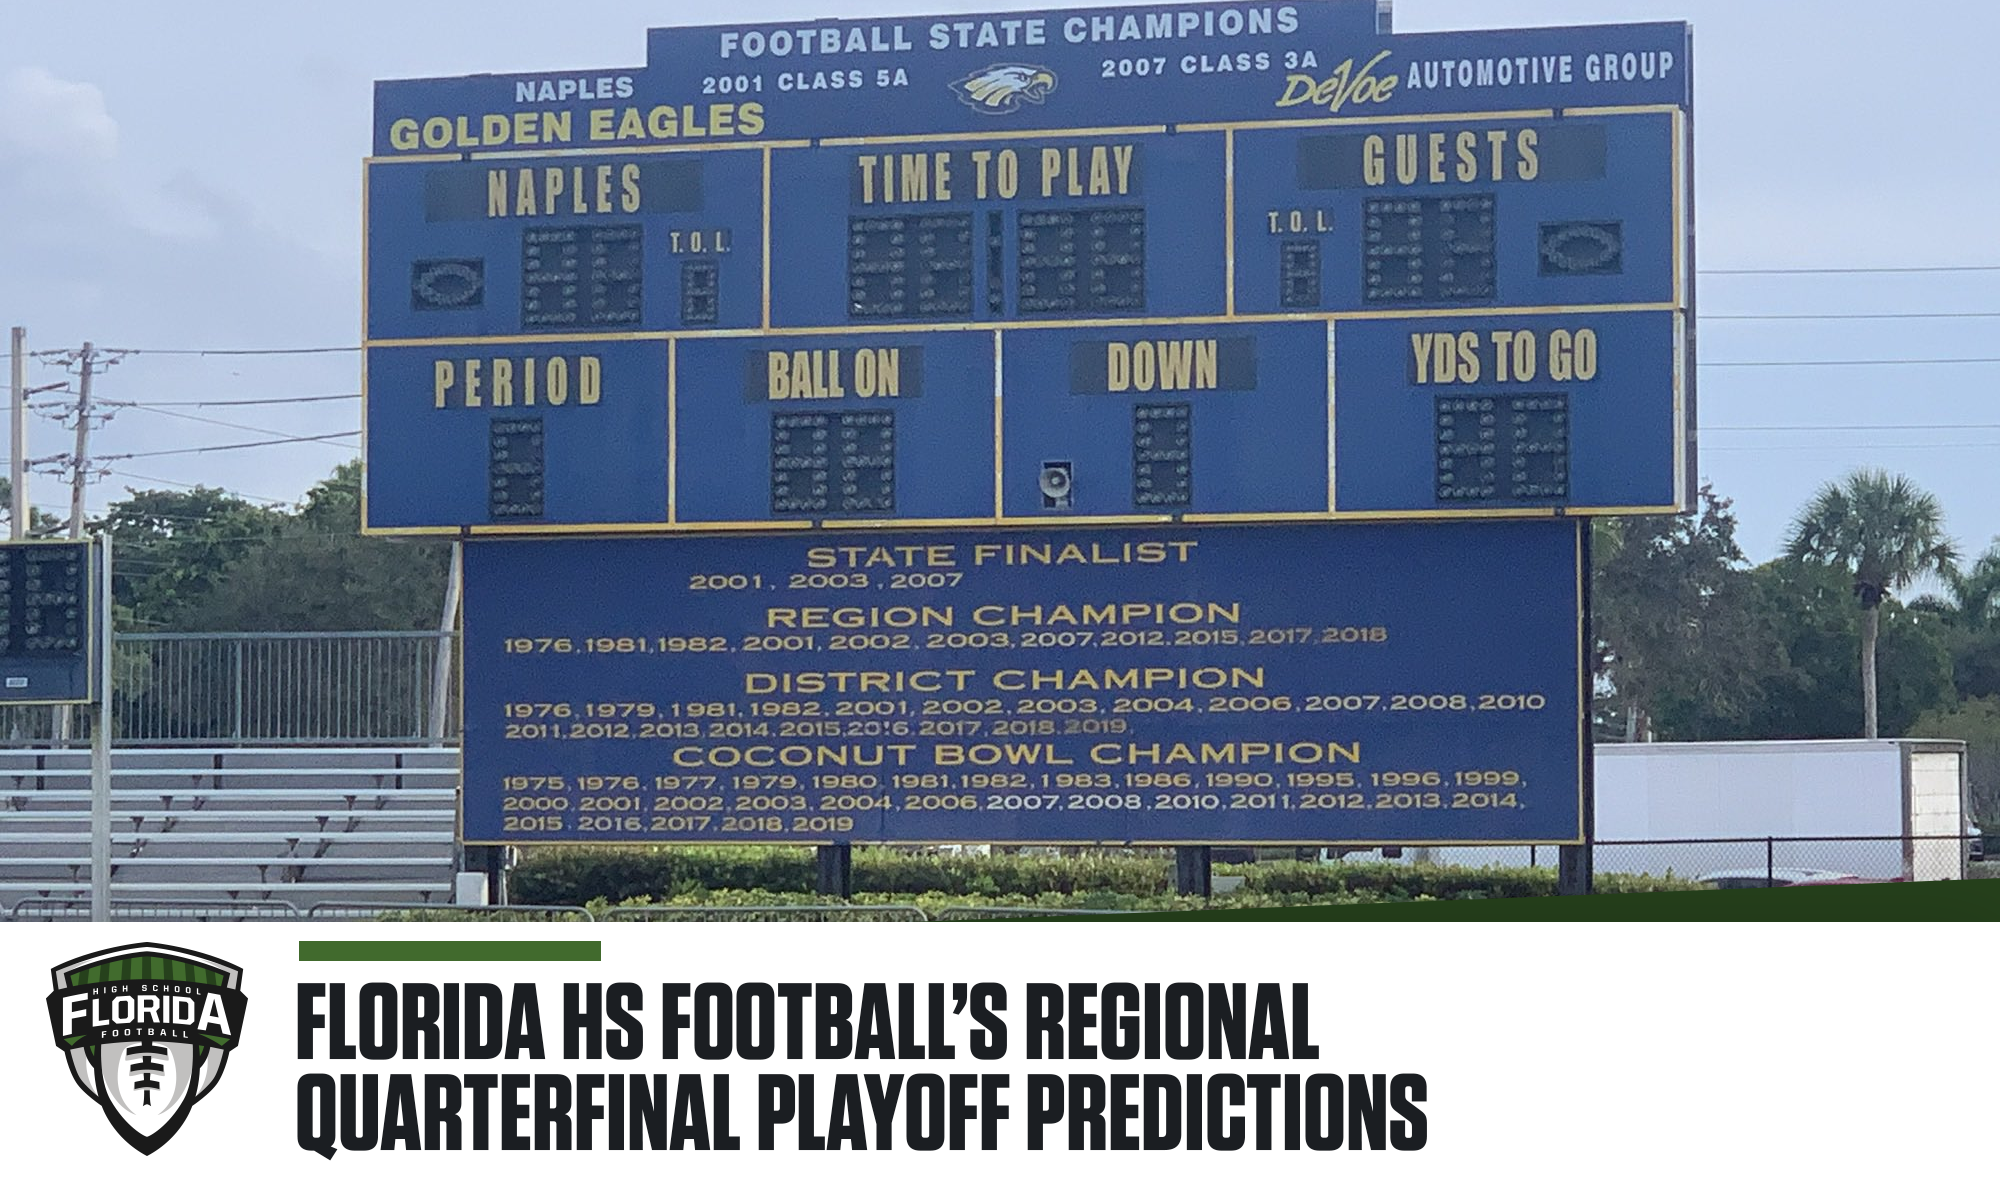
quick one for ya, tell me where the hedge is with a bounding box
[508,846,1697,909]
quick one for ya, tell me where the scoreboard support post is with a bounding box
[1559,520,1597,897]
[88,535,112,922]
[461,843,507,907]
[816,845,854,900]
[1175,848,1213,899]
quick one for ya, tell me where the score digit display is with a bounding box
[364,2,1693,535]
[0,540,98,705]
[463,522,1585,847]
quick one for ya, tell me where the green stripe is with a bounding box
[298,940,601,962]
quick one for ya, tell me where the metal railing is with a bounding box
[4,834,1985,920]
[7,898,304,922]
[1591,834,1978,886]
[0,631,456,746]
[601,904,932,922]
[305,903,595,922]
[1346,833,1982,886]
[931,907,1132,920]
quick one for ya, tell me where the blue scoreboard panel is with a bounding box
[0,540,97,705]
[464,522,1585,847]
[364,2,1693,535]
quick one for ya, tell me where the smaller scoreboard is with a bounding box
[0,540,98,705]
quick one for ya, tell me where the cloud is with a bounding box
[0,66,117,163]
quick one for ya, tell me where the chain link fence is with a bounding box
[0,632,457,746]
[1592,834,1978,886]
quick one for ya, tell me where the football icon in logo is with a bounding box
[46,944,249,1154]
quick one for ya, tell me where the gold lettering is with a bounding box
[900,153,929,203]
[433,360,454,408]
[1272,51,1399,115]
[768,352,791,400]
[1456,130,1478,183]
[620,163,641,212]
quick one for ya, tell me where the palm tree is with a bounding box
[1785,470,1957,738]
[1942,539,2000,629]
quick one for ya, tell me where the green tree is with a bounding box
[1592,486,1776,740]
[184,462,449,631]
[0,478,67,538]
[1940,538,2000,629]
[1742,557,1954,740]
[95,486,284,628]
[1784,470,1957,737]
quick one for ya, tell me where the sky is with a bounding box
[3,0,1998,563]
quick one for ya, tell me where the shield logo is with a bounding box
[46,944,249,1155]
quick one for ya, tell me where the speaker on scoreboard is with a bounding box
[1039,461,1074,510]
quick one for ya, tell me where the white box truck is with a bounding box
[1371,740,1971,883]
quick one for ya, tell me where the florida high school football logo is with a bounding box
[46,944,249,1154]
[952,64,1058,114]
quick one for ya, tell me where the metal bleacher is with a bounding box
[0,746,458,914]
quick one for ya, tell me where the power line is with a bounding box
[1700,265,2000,276]
[97,396,351,445]
[83,346,361,358]
[106,528,379,548]
[1705,424,2000,432]
[100,432,363,461]
[105,470,294,506]
[1703,357,2000,368]
[97,391,360,408]
[1706,312,2000,321]
[1704,443,2000,452]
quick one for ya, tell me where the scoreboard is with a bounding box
[463,521,1586,847]
[0,540,97,705]
[364,2,1693,535]
[371,1,1693,851]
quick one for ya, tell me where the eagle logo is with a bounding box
[951,64,1058,114]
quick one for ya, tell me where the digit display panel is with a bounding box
[364,2,1693,534]
[463,521,1585,847]
[0,540,98,705]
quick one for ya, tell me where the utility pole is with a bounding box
[68,342,94,538]
[9,327,25,538]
